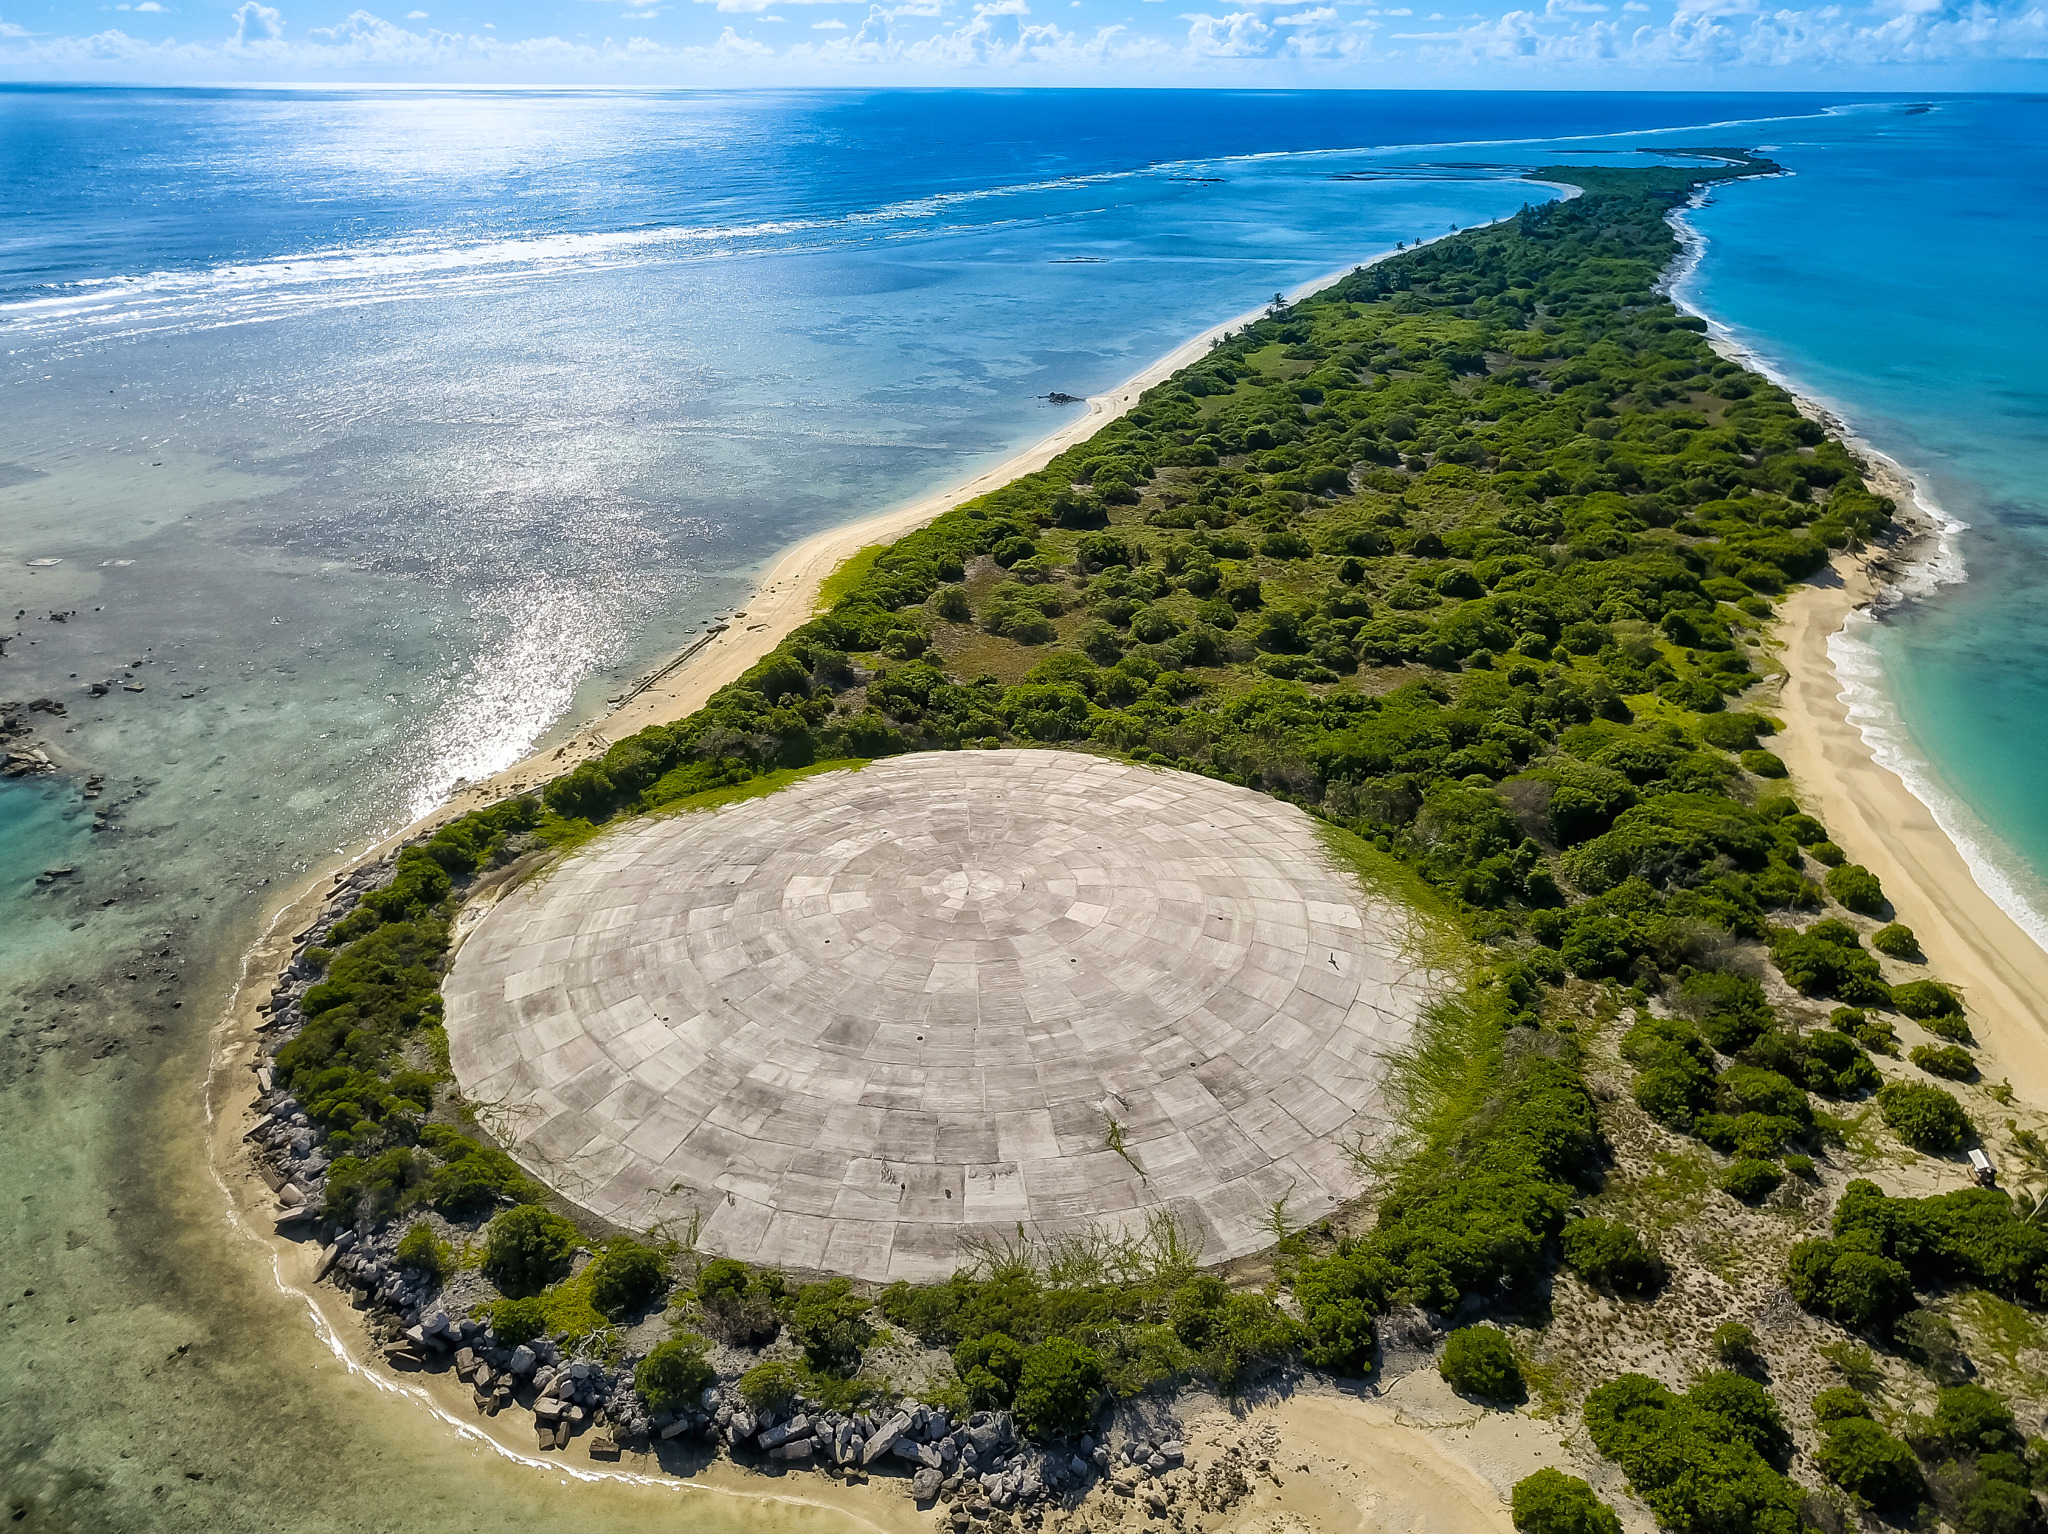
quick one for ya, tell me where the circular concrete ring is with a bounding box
[445,750,1432,1281]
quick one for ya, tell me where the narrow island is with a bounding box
[230,149,2048,1534]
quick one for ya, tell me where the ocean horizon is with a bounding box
[3,86,2045,1528]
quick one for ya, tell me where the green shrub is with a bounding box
[1871,922,1920,958]
[1291,1248,1388,1373]
[1561,1218,1663,1296]
[1810,840,1847,867]
[635,1336,715,1412]
[737,1360,802,1412]
[1711,1321,1761,1368]
[1783,1152,1815,1178]
[323,1146,431,1223]
[1673,968,1774,1053]
[482,1205,580,1297]
[1510,1469,1621,1534]
[1768,921,1889,1005]
[789,1277,874,1374]
[1826,860,1884,909]
[1583,1373,1804,1534]
[954,1333,1026,1410]
[1169,1280,1301,1391]
[1013,1337,1104,1437]
[1890,979,1964,1023]
[1701,712,1771,752]
[1440,1327,1524,1403]
[1812,1386,1873,1424]
[1911,1044,1976,1081]
[1688,1370,1792,1462]
[1932,1384,2022,1455]
[1740,750,1787,778]
[395,1220,447,1282]
[585,1236,668,1320]
[1956,1476,2033,1534]
[1877,1081,1971,1153]
[419,1125,543,1215]
[489,1295,548,1345]
[1783,1028,1881,1097]
[696,1259,784,1346]
[1828,1179,2048,1302]
[1786,1238,1915,1333]
[1816,1417,1922,1506]
[1720,1158,1784,1202]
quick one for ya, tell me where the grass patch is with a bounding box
[1620,1146,1717,1237]
[814,544,886,614]
[1950,1291,2048,1396]
[649,759,871,820]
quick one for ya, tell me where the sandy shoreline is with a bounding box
[1669,197,2048,1106]
[1771,523,2048,1107]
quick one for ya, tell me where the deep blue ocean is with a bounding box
[2,87,2044,1528]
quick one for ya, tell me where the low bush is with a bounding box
[1768,921,1890,1005]
[1829,1179,2048,1303]
[1786,1237,1915,1333]
[1689,1370,1792,1463]
[489,1295,548,1345]
[482,1205,580,1297]
[1013,1336,1104,1437]
[1440,1326,1524,1402]
[1740,750,1787,779]
[954,1333,1027,1411]
[1583,1373,1804,1534]
[1812,1386,1873,1424]
[790,1277,875,1374]
[636,1335,716,1412]
[1511,1469,1621,1534]
[1955,1475,2034,1534]
[1912,1044,1976,1081]
[1720,1158,1784,1202]
[1169,1276,1301,1391]
[1891,979,1965,1024]
[1871,922,1921,958]
[585,1236,668,1320]
[394,1220,447,1282]
[697,1259,785,1347]
[1712,1321,1761,1368]
[738,1359,803,1412]
[1816,1417,1923,1507]
[1561,1217,1663,1296]
[1932,1384,2022,1456]
[1877,1081,1972,1153]
[1826,863,1886,914]
[419,1125,544,1215]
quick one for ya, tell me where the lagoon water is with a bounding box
[2,87,2043,1529]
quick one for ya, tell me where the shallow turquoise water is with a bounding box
[1674,96,2048,941]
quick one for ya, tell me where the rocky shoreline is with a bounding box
[237,835,1304,1530]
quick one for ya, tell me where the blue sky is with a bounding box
[1,0,2042,85]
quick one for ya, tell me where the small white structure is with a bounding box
[1970,1148,1995,1187]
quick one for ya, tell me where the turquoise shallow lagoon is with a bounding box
[2,88,2045,1529]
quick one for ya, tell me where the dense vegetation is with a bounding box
[272,150,2030,1500]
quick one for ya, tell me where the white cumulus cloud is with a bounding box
[1183,6,1272,49]
[230,0,283,39]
